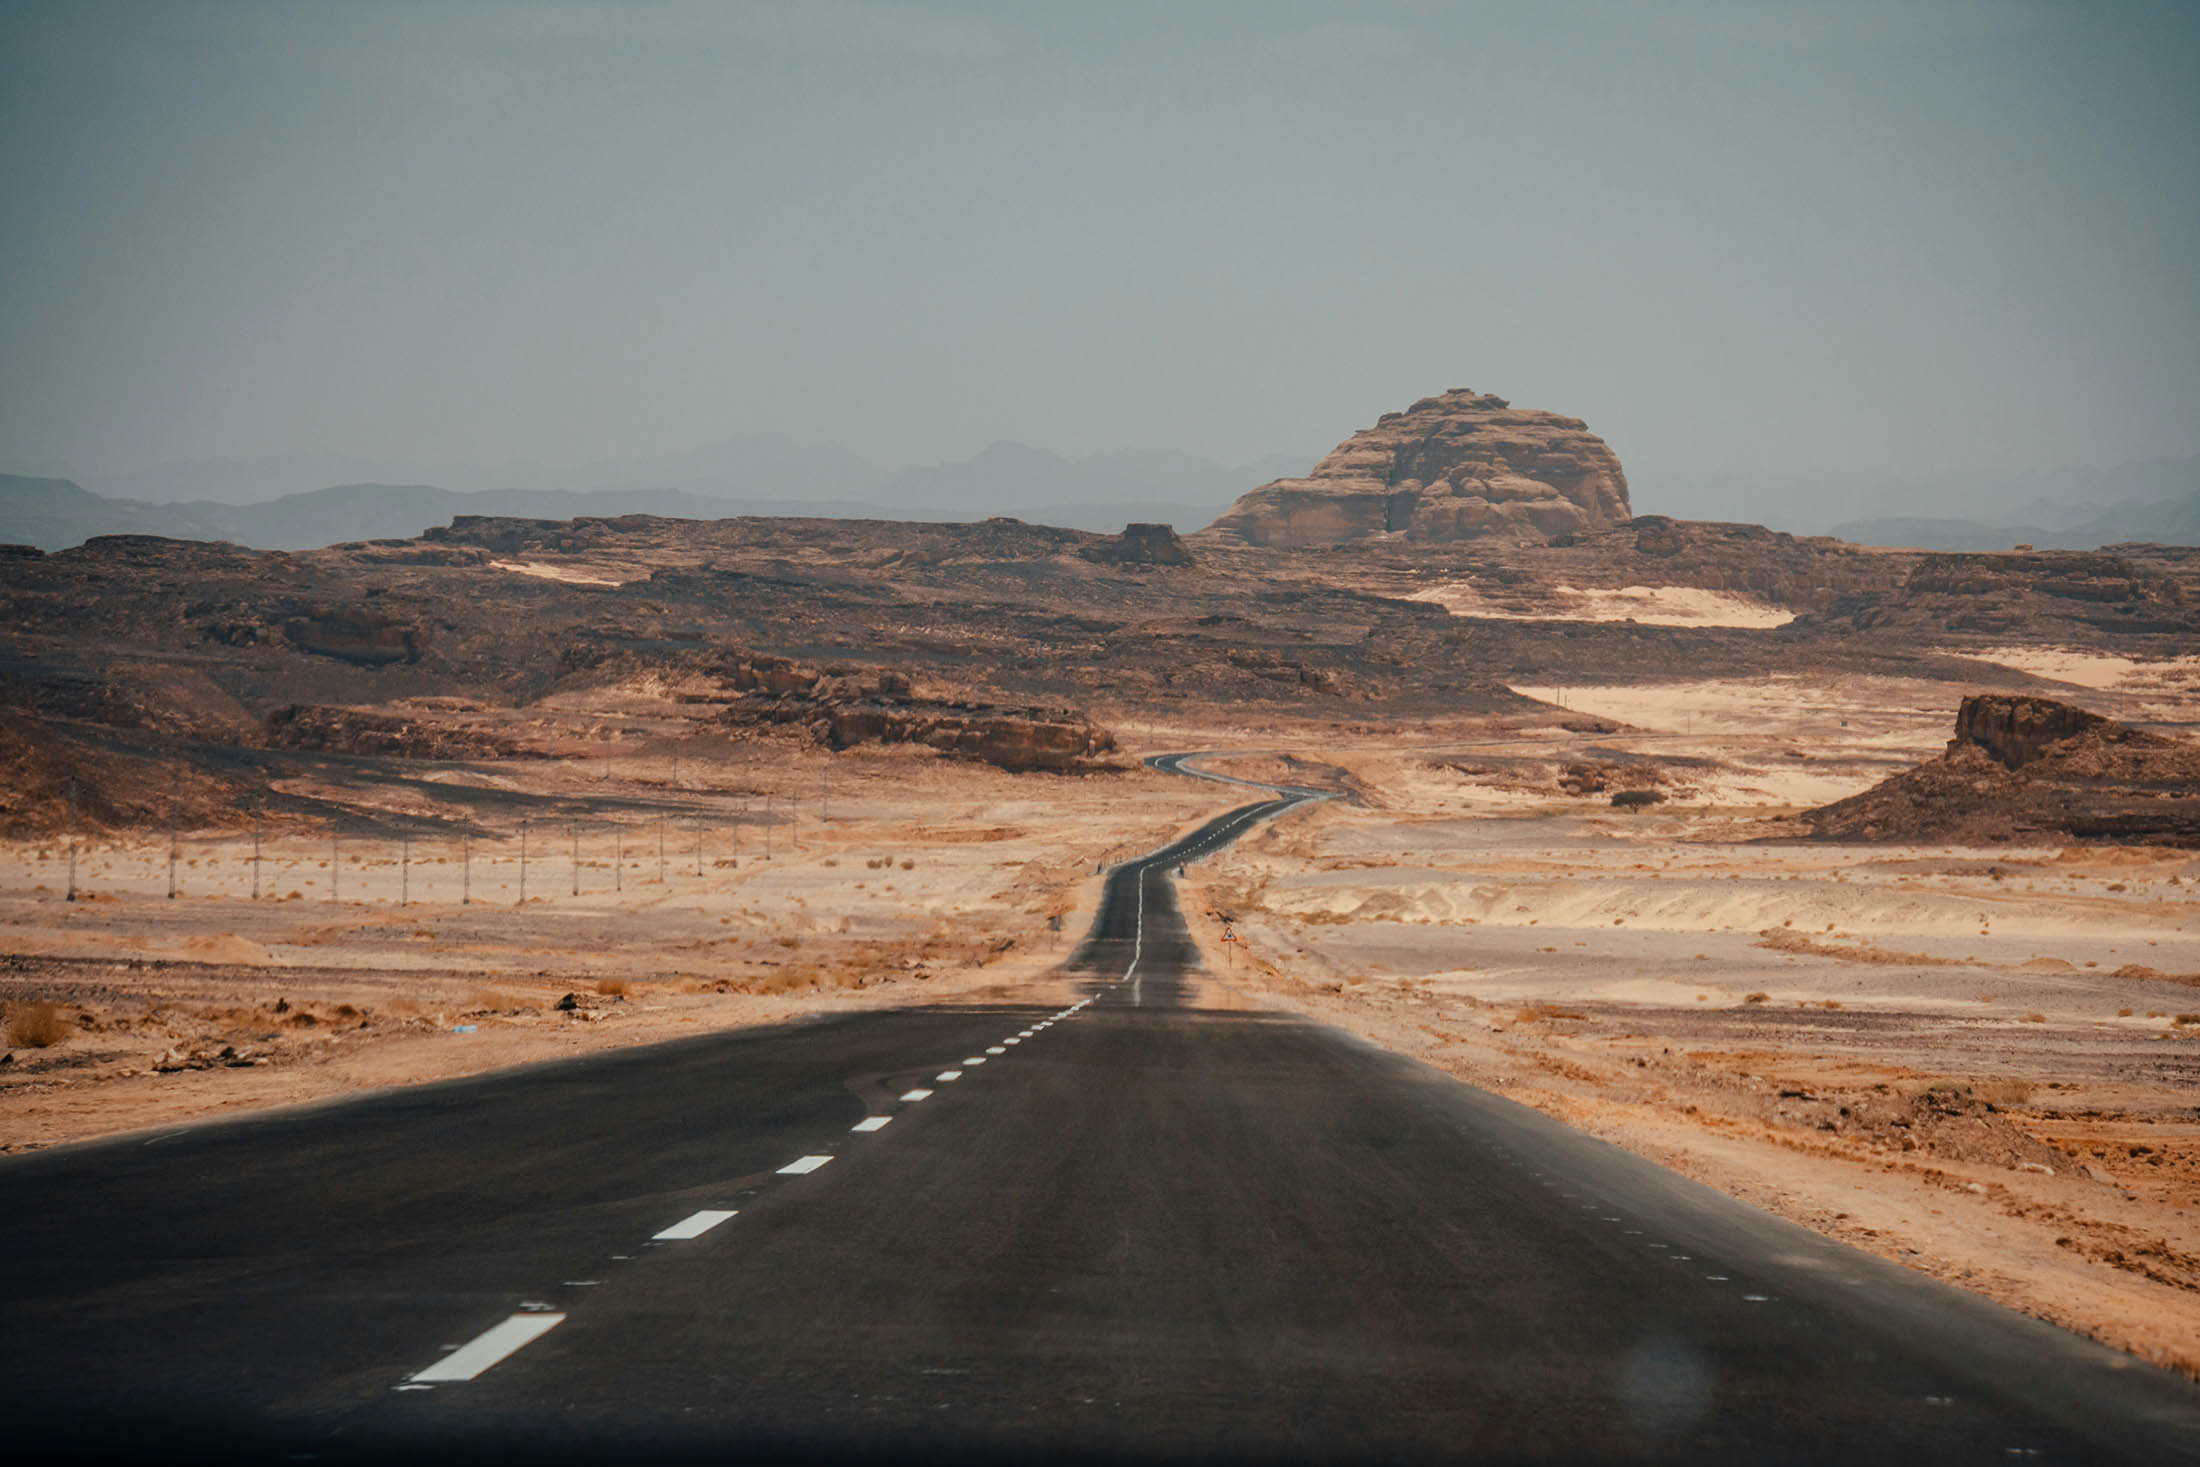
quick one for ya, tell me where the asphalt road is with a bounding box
[3,756,2197,1464]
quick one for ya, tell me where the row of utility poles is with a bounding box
[59,758,836,907]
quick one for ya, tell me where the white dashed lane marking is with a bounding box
[395,763,1319,1392]
[653,1209,737,1241]
[411,1313,565,1383]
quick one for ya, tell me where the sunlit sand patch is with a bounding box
[1969,646,2200,698]
[489,560,633,587]
[1503,675,1954,749]
[1411,581,1793,628]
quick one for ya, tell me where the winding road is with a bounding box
[2,755,2196,1464]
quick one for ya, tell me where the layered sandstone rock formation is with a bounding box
[1807,695,2200,847]
[1204,389,1630,547]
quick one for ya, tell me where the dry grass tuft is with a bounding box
[7,1000,70,1049]
[593,978,631,998]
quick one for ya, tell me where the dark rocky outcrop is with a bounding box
[1953,695,2110,771]
[1807,695,2200,847]
[1849,550,2199,638]
[705,653,1117,774]
[263,705,528,760]
[1081,522,1194,567]
[1204,389,1630,547]
[279,609,430,666]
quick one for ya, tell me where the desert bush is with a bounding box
[1610,789,1666,812]
[1743,992,1769,1004]
[7,1001,69,1048]
[900,859,915,870]
[594,978,630,998]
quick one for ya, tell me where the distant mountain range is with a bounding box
[1831,489,2200,551]
[0,444,1310,552]
[1640,455,2199,540]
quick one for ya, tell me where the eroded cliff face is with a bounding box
[1203,389,1630,547]
[1807,695,2200,847]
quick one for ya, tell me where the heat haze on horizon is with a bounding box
[1,0,2196,523]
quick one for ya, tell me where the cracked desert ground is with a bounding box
[4,652,2197,1381]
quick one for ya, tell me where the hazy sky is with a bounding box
[3,0,2197,500]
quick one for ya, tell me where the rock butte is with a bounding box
[1203,389,1630,547]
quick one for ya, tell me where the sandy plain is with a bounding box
[3,652,2197,1379]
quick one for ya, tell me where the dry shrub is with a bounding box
[900,859,915,870]
[751,966,821,995]
[1743,991,1769,1004]
[2022,1012,2048,1023]
[2175,1014,2200,1027]
[774,936,801,950]
[593,978,630,998]
[7,1000,69,1048]
[1979,1079,2034,1106]
[469,989,520,1012]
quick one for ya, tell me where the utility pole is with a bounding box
[671,755,679,789]
[65,778,78,903]
[167,779,179,900]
